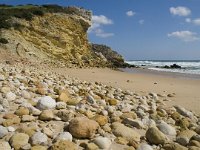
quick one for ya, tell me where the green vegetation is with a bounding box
[0,38,8,44]
[0,4,83,29]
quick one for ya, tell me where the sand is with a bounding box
[54,67,200,115]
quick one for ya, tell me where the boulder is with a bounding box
[112,122,141,142]
[94,136,112,149]
[69,117,99,138]
[37,96,56,110]
[9,133,29,150]
[146,127,168,145]
[177,130,197,146]
[31,132,48,145]
[0,125,8,138]
[137,143,153,150]
[51,140,77,150]
[0,141,11,150]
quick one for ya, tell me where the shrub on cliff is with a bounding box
[0,38,8,44]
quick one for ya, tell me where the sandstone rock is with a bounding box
[108,99,118,105]
[0,125,8,138]
[188,146,200,150]
[51,140,77,150]
[69,117,99,138]
[39,110,54,121]
[3,117,21,127]
[31,145,47,150]
[15,107,30,116]
[37,96,56,110]
[163,143,188,150]
[21,115,35,122]
[123,118,144,129]
[0,141,11,150]
[177,130,197,146]
[31,132,48,145]
[6,92,16,101]
[58,91,71,102]
[21,90,31,99]
[54,132,72,142]
[137,143,153,150]
[157,121,176,136]
[120,112,137,120]
[115,137,129,145]
[92,115,108,126]
[175,105,194,119]
[94,136,112,149]
[146,126,167,145]
[86,143,99,150]
[112,122,141,142]
[10,133,29,150]
[36,88,47,95]
[189,140,200,147]
[56,102,66,109]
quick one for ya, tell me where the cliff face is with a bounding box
[0,5,128,67]
[0,6,96,66]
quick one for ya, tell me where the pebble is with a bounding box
[0,125,8,138]
[37,96,56,110]
[31,132,48,145]
[54,132,73,142]
[137,143,153,150]
[94,136,112,149]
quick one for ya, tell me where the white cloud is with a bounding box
[126,10,136,17]
[168,31,199,42]
[139,19,144,25]
[193,18,200,25]
[92,15,113,25]
[185,18,191,23]
[185,18,200,26]
[88,15,114,38]
[169,6,191,16]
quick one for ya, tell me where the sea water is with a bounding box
[126,60,200,75]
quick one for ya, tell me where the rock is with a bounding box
[69,117,99,138]
[31,132,48,145]
[112,122,141,142]
[15,107,29,116]
[0,141,11,150]
[0,74,5,81]
[92,115,108,126]
[21,115,35,122]
[10,133,29,150]
[0,125,8,138]
[2,117,21,127]
[94,136,112,149]
[189,146,200,150]
[29,107,41,116]
[108,99,118,105]
[37,96,56,110]
[54,132,72,142]
[6,92,16,101]
[176,130,197,146]
[123,118,144,129]
[21,90,31,99]
[189,140,200,147]
[146,127,167,145]
[137,143,153,150]
[86,143,99,150]
[163,143,188,150]
[39,110,54,121]
[56,102,66,109]
[7,126,15,132]
[120,112,137,120]
[175,105,194,119]
[31,145,47,150]
[36,88,46,95]
[115,137,129,145]
[87,95,96,104]
[58,91,71,102]
[51,140,77,150]
[157,121,176,136]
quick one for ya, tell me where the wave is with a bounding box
[126,60,200,75]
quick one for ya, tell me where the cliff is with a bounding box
[0,5,128,68]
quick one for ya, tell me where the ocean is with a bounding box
[126,60,200,75]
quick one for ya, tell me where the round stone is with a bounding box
[37,96,56,110]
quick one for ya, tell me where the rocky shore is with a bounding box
[0,61,199,150]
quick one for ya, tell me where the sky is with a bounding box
[1,0,200,60]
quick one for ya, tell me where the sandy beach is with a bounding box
[54,67,200,115]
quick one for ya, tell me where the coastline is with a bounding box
[53,67,200,115]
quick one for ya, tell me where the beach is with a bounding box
[54,67,200,115]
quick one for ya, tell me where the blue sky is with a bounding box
[1,0,200,60]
